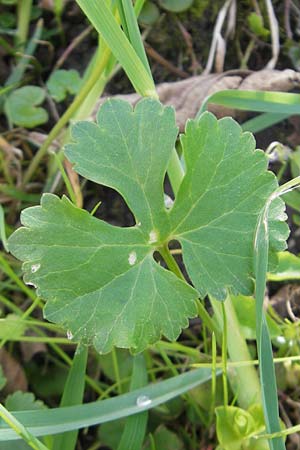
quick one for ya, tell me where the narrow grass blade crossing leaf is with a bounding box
[52,344,88,450]
[0,367,213,440]
[254,208,283,450]
[199,90,300,116]
[117,354,148,450]
[254,181,299,450]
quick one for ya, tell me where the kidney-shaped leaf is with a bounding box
[8,98,288,353]
[4,86,48,128]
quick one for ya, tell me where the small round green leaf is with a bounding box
[46,69,82,102]
[4,86,48,128]
[158,0,193,13]
[139,1,160,25]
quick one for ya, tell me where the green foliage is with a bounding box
[8,98,288,354]
[0,365,7,391]
[268,251,300,281]
[99,349,134,382]
[2,392,47,450]
[4,86,48,128]
[158,0,194,13]
[231,296,281,340]
[0,314,26,339]
[5,391,46,411]
[0,367,213,440]
[216,404,269,450]
[0,0,17,4]
[98,420,125,449]
[46,69,82,102]
[0,12,15,28]
[247,13,270,39]
[144,425,184,450]
[139,1,160,25]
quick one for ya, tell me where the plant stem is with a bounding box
[159,244,185,281]
[16,0,33,50]
[167,149,185,196]
[221,303,228,408]
[23,47,111,185]
[0,404,48,450]
[210,295,261,409]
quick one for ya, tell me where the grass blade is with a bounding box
[0,404,48,450]
[254,203,284,450]
[117,0,151,77]
[0,367,213,440]
[253,178,300,450]
[75,0,156,97]
[0,205,8,253]
[199,90,300,115]
[117,354,148,450]
[5,19,43,87]
[52,344,88,450]
[242,112,291,133]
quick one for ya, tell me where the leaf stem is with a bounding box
[221,303,228,408]
[210,295,261,409]
[159,244,185,281]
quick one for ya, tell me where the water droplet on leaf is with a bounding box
[128,251,137,266]
[136,395,152,407]
[31,264,41,273]
[148,230,158,244]
[164,194,174,209]
[67,330,73,340]
[25,281,37,288]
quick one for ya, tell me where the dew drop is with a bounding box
[276,336,286,345]
[148,230,158,244]
[128,251,137,266]
[164,194,174,209]
[25,281,37,288]
[136,395,152,407]
[31,263,41,273]
[136,221,141,227]
[67,330,73,340]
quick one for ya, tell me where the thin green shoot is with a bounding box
[209,332,217,424]
[254,175,300,450]
[117,354,148,450]
[198,90,300,116]
[221,303,228,408]
[117,0,151,76]
[75,0,157,98]
[6,18,43,87]
[0,403,48,450]
[52,344,88,450]
[16,0,33,50]
[52,151,77,205]
[112,348,123,395]
[0,367,213,440]
[0,205,8,252]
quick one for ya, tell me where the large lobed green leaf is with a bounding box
[8,98,288,353]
